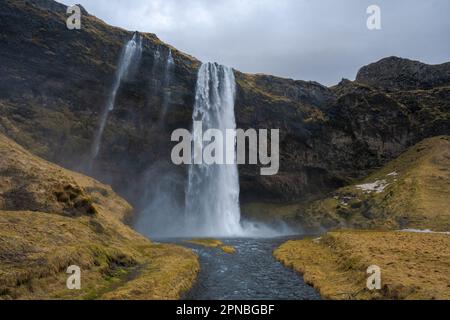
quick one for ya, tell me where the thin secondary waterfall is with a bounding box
[150,45,161,91]
[88,32,142,168]
[185,62,244,237]
[159,49,175,123]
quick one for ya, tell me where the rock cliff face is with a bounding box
[1,0,449,215]
[0,0,200,208]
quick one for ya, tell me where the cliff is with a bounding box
[0,0,449,222]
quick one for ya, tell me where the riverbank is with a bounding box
[274,230,450,300]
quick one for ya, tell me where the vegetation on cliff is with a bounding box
[297,136,450,231]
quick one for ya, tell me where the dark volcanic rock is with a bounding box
[0,0,200,205]
[356,56,450,91]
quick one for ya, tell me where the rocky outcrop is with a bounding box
[0,0,449,213]
[356,56,450,91]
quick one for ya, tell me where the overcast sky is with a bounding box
[58,0,450,85]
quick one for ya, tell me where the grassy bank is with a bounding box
[274,230,450,300]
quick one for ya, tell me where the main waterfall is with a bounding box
[185,62,244,237]
[135,62,290,238]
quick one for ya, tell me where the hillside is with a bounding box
[294,136,450,231]
[1,0,449,214]
[0,133,198,299]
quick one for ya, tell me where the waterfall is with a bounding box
[88,32,142,167]
[150,45,161,91]
[159,49,175,123]
[134,62,291,238]
[185,62,244,237]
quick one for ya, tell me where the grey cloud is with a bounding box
[58,0,450,85]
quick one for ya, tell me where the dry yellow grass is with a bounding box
[220,246,237,254]
[0,134,199,300]
[186,239,237,254]
[274,230,450,300]
[100,244,199,300]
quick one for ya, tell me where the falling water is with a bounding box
[159,49,175,123]
[150,45,161,91]
[134,62,293,238]
[88,32,142,167]
[185,62,244,237]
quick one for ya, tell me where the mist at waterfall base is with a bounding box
[134,63,295,239]
[134,163,295,238]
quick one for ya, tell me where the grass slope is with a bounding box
[0,134,198,299]
[301,136,450,231]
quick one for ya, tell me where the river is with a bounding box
[162,237,320,300]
